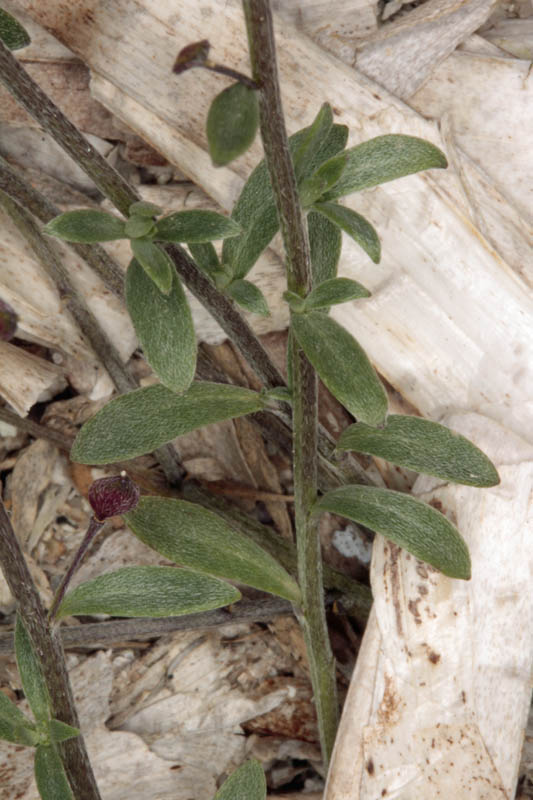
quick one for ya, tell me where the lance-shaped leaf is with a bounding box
[292,103,333,183]
[71,382,267,464]
[0,8,30,50]
[300,153,347,208]
[47,719,80,744]
[126,258,196,393]
[130,239,173,294]
[313,202,381,263]
[304,277,370,311]
[322,134,448,200]
[337,415,500,487]
[188,241,219,276]
[15,616,50,723]
[206,82,259,167]
[308,210,342,286]
[291,312,387,426]
[227,279,270,316]
[155,210,241,243]
[222,123,348,280]
[214,759,267,800]
[125,497,301,604]
[0,690,38,746]
[314,485,471,579]
[34,745,74,800]
[43,210,126,243]
[55,566,240,619]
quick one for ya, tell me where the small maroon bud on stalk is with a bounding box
[0,298,18,341]
[88,471,140,521]
[173,39,210,74]
[49,472,140,621]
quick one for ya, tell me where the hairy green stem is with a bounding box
[243,0,338,765]
[0,497,102,800]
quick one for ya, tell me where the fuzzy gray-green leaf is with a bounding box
[304,277,370,310]
[0,8,30,50]
[292,103,333,183]
[291,312,387,426]
[43,210,126,243]
[314,485,471,579]
[130,239,174,294]
[337,415,500,487]
[124,215,155,239]
[323,134,448,200]
[125,497,301,604]
[227,279,270,316]
[15,616,50,723]
[0,690,38,746]
[126,258,196,393]
[313,202,381,263]
[214,759,266,800]
[155,210,241,243]
[222,123,348,281]
[300,153,347,208]
[308,210,342,286]
[206,82,259,167]
[55,566,240,619]
[71,382,267,464]
[188,241,219,275]
[34,746,74,800]
[47,719,80,744]
[128,200,163,218]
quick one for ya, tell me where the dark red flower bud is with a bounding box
[0,298,18,341]
[88,472,140,521]
[173,39,210,74]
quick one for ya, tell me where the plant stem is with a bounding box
[0,497,102,800]
[203,61,258,90]
[243,0,338,767]
[48,517,104,621]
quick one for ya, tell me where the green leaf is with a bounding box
[313,485,471,579]
[323,134,448,201]
[291,103,333,183]
[0,690,38,746]
[155,210,241,243]
[227,279,270,316]
[188,241,220,275]
[308,210,342,286]
[128,200,163,218]
[337,415,500,487]
[71,382,267,464]
[300,153,347,208]
[47,719,80,744]
[304,277,370,310]
[0,8,30,50]
[124,215,155,239]
[125,497,301,604]
[313,202,381,263]
[43,210,126,243]
[263,386,293,405]
[126,258,196,393]
[283,290,306,313]
[34,745,74,800]
[15,616,50,724]
[206,82,259,167]
[130,239,173,294]
[55,566,240,619]
[214,759,267,800]
[291,312,387,426]
[222,123,348,281]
